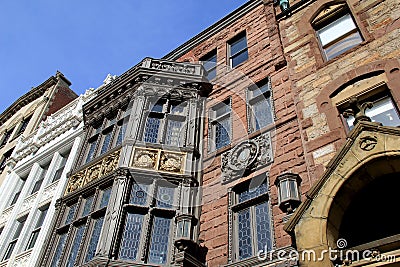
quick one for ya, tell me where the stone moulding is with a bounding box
[221,132,273,183]
[131,147,186,175]
[65,149,121,195]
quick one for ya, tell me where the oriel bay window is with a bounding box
[49,185,112,266]
[143,99,187,147]
[118,178,178,265]
[313,4,363,61]
[229,177,273,262]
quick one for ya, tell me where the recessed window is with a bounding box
[0,127,14,147]
[228,32,249,68]
[16,115,32,137]
[143,100,187,147]
[248,78,274,132]
[26,206,48,250]
[31,162,49,194]
[0,147,14,173]
[313,4,363,61]
[3,217,26,261]
[85,125,101,164]
[229,176,273,262]
[343,95,400,130]
[209,99,231,151]
[200,50,217,80]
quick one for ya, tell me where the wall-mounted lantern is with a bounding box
[279,0,290,13]
[275,173,302,214]
[174,214,197,252]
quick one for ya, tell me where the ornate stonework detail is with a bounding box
[131,147,186,174]
[13,250,32,267]
[159,151,185,174]
[39,181,59,204]
[65,149,121,194]
[132,148,158,169]
[221,133,273,183]
[359,135,378,151]
[142,58,200,75]
[0,206,14,225]
[20,194,37,216]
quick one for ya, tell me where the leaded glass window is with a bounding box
[85,139,97,164]
[119,178,178,265]
[248,78,274,132]
[100,130,113,155]
[82,196,94,217]
[143,100,187,147]
[230,176,273,262]
[64,203,77,225]
[50,233,67,267]
[210,99,231,151]
[65,225,85,267]
[99,187,112,209]
[115,119,128,146]
[85,216,105,262]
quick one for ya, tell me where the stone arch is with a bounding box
[286,122,400,266]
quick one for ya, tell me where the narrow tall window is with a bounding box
[230,177,273,261]
[26,206,48,250]
[9,175,26,207]
[228,32,249,68]
[85,125,101,164]
[52,154,68,183]
[200,50,217,80]
[31,162,49,194]
[3,217,26,260]
[0,147,14,173]
[248,78,274,132]
[313,4,363,61]
[0,127,14,147]
[16,115,32,136]
[209,99,231,151]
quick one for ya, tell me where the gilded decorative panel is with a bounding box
[65,149,120,194]
[131,147,186,174]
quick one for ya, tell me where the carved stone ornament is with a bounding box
[131,147,186,175]
[132,148,158,169]
[359,135,378,151]
[221,132,273,183]
[159,151,185,173]
[65,149,121,194]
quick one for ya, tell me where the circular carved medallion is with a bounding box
[228,141,259,171]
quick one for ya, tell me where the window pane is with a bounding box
[65,203,77,225]
[318,14,356,45]
[214,103,230,118]
[230,36,247,56]
[255,202,272,253]
[207,68,217,80]
[17,116,31,135]
[170,104,186,116]
[231,49,249,68]
[129,183,149,206]
[100,131,112,155]
[252,98,273,130]
[237,208,252,260]
[143,117,161,143]
[65,225,85,267]
[52,166,65,182]
[37,208,48,228]
[26,229,40,250]
[82,196,94,217]
[151,102,164,113]
[202,53,217,71]
[324,31,362,60]
[116,122,127,146]
[85,217,104,263]
[165,120,183,146]
[119,213,144,261]
[85,141,97,163]
[148,217,171,264]
[215,118,231,150]
[3,240,17,260]
[10,191,21,206]
[156,186,175,209]
[31,178,44,194]
[100,187,112,209]
[238,182,268,203]
[50,233,67,267]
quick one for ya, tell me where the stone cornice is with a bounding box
[7,89,96,167]
[162,0,263,60]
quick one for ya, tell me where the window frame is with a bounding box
[228,175,274,263]
[247,78,275,133]
[227,31,249,68]
[2,216,27,261]
[118,177,179,265]
[313,4,363,61]
[142,99,188,147]
[0,127,15,147]
[209,98,232,152]
[26,205,49,250]
[200,49,217,80]
[0,147,15,173]
[15,114,32,138]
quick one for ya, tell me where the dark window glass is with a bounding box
[50,233,67,267]
[0,148,14,172]
[201,50,217,80]
[100,130,113,155]
[85,140,97,164]
[10,191,21,206]
[1,128,14,146]
[82,196,94,217]
[31,178,44,194]
[65,225,85,267]
[3,218,26,260]
[228,33,249,68]
[16,115,32,136]
[99,187,112,209]
[129,183,149,206]
[65,203,77,225]
[26,207,48,250]
[115,120,128,146]
[148,217,171,264]
[85,217,104,262]
[119,213,144,261]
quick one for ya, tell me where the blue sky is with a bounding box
[0,0,248,114]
